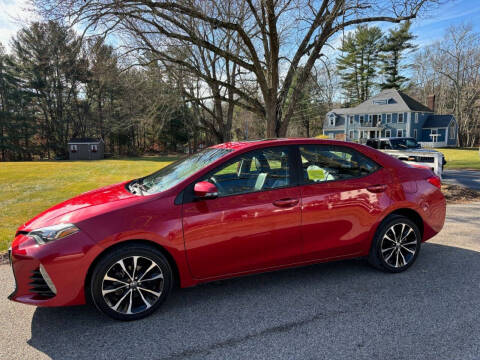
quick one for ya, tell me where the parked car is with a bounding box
[8,139,446,320]
[365,137,446,177]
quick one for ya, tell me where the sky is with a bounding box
[1,0,480,50]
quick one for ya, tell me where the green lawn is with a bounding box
[435,148,480,170]
[0,157,178,251]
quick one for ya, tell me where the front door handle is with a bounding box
[273,198,299,207]
[367,184,387,193]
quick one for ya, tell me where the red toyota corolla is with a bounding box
[9,139,446,320]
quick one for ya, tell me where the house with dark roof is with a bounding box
[323,89,458,147]
[68,138,105,160]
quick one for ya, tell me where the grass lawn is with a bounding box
[435,148,480,170]
[0,157,178,251]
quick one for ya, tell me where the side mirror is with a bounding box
[194,181,218,199]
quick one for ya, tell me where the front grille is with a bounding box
[29,268,55,298]
[417,156,434,163]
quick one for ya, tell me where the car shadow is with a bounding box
[28,243,480,360]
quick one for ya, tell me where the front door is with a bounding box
[298,144,391,261]
[182,146,302,279]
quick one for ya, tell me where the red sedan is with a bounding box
[8,139,446,320]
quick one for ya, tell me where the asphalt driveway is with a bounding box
[1,203,480,360]
[443,169,480,190]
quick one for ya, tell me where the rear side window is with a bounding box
[299,145,379,183]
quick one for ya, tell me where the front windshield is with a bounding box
[390,138,420,149]
[138,148,232,194]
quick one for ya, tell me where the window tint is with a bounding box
[299,145,379,183]
[366,140,378,149]
[202,147,291,197]
[380,141,392,149]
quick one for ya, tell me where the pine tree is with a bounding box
[380,21,417,90]
[336,25,383,105]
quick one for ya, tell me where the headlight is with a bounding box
[28,223,79,245]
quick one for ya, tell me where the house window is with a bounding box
[398,113,404,123]
[70,145,78,152]
[385,129,391,137]
[386,114,392,123]
[359,115,364,124]
[372,99,389,105]
[414,113,418,124]
[349,130,355,139]
[329,116,335,127]
[397,129,404,137]
[91,144,98,152]
[348,116,354,125]
[368,115,372,123]
[449,122,455,139]
[413,129,418,139]
[431,129,438,135]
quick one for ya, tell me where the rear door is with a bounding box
[298,144,392,261]
[182,146,302,279]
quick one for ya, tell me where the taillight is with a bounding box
[427,176,441,189]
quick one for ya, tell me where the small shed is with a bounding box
[68,138,105,160]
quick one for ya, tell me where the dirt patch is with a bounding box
[442,184,480,203]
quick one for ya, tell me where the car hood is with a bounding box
[18,181,142,231]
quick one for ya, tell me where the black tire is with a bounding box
[90,243,173,321]
[368,215,421,273]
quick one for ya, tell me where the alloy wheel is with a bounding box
[101,256,164,315]
[380,223,418,268]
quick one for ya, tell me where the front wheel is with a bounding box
[368,215,421,273]
[90,243,173,321]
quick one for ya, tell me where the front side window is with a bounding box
[399,113,404,123]
[380,141,392,149]
[414,113,418,123]
[390,138,419,149]
[299,145,379,184]
[397,129,404,137]
[141,148,232,194]
[385,129,391,137]
[386,114,392,123]
[200,147,291,197]
[329,116,335,126]
[359,115,364,124]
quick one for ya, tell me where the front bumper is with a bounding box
[9,230,99,307]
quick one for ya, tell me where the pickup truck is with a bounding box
[365,137,446,178]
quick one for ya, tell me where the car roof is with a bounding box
[210,138,354,151]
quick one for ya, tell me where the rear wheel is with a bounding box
[90,244,173,321]
[368,215,421,273]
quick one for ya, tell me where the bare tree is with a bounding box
[35,0,437,138]
[411,24,480,147]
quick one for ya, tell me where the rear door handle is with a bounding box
[273,198,299,207]
[367,184,387,193]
